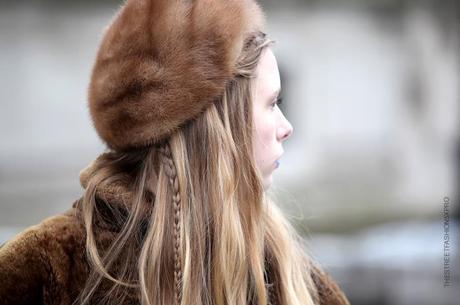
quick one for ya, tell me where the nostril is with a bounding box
[279,129,290,141]
[277,120,293,142]
[283,125,293,141]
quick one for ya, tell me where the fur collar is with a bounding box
[78,153,158,217]
[79,155,135,209]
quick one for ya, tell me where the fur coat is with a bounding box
[0,162,350,305]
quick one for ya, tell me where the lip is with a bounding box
[274,156,282,169]
[274,152,283,169]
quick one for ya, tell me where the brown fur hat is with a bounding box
[88,0,265,151]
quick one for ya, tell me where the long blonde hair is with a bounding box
[77,32,319,305]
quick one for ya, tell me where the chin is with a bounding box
[262,175,273,190]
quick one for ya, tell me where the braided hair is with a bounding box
[158,143,183,305]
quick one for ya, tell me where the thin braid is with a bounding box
[159,143,182,305]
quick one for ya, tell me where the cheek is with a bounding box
[253,115,276,167]
[257,124,274,147]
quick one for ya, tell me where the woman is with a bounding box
[0,0,350,305]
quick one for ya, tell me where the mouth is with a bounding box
[274,152,283,169]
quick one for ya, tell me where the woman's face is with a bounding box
[252,48,293,190]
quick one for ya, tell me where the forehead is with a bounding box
[254,48,280,100]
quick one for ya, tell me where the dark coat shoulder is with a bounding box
[0,207,88,305]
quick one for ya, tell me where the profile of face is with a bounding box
[252,48,293,190]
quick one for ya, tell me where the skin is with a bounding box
[252,48,294,190]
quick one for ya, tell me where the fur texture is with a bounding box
[0,158,351,305]
[88,0,265,150]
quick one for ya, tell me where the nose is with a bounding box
[278,114,293,142]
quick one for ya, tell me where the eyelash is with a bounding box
[272,97,283,108]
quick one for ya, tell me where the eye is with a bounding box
[271,96,283,109]
[276,96,283,106]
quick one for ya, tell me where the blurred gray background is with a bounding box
[0,0,458,304]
